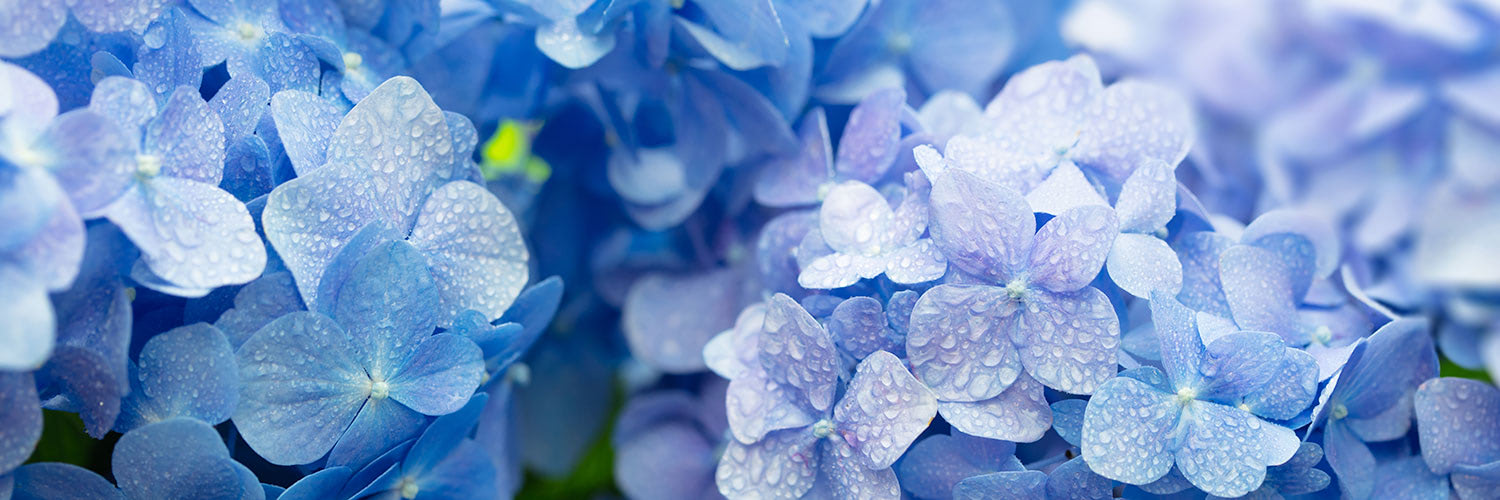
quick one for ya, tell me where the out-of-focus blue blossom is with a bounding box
[112,417,263,499]
[1081,293,1313,497]
[612,387,727,500]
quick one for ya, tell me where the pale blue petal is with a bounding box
[884,239,947,285]
[1046,457,1114,500]
[35,110,136,216]
[209,74,270,141]
[1323,421,1375,500]
[1242,348,1319,421]
[725,363,816,445]
[754,108,831,207]
[1338,318,1437,416]
[775,0,865,37]
[1051,399,1088,447]
[833,351,937,469]
[938,373,1051,443]
[0,271,55,372]
[1219,244,1300,340]
[827,297,899,360]
[0,2,65,58]
[233,312,368,465]
[1175,402,1299,498]
[323,76,453,231]
[1025,163,1106,216]
[1014,288,1120,395]
[1240,210,1340,280]
[325,396,426,470]
[896,432,1013,500]
[535,17,614,69]
[906,284,1021,402]
[1174,231,1234,316]
[1081,374,1179,485]
[614,420,715,500]
[277,467,353,500]
[1197,332,1286,405]
[907,0,1017,98]
[818,180,895,255]
[1108,233,1183,298]
[1374,456,1451,500]
[407,181,530,326]
[798,252,886,289]
[117,324,239,432]
[387,334,483,415]
[269,89,342,175]
[1148,292,1206,388]
[820,438,900,499]
[929,168,1034,281]
[759,293,841,411]
[214,271,304,349]
[263,161,384,307]
[104,178,266,290]
[403,393,487,479]
[146,87,227,184]
[1028,205,1117,293]
[1115,159,1177,233]
[704,304,764,381]
[952,470,1047,500]
[332,239,441,376]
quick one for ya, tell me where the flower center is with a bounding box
[1004,278,1029,300]
[810,419,835,439]
[1313,325,1333,346]
[1330,403,1348,421]
[397,477,419,499]
[1175,387,1197,406]
[370,380,390,399]
[343,51,363,71]
[136,154,162,178]
[235,21,260,41]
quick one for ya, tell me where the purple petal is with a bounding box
[0,3,65,58]
[10,462,123,500]
[1219,244,1300,339]
[407,181,529,326]
[820,438,901,499]
[725,363,817,445]
[833,351,938,469]
[703,304,765,381]
[884,239,948,285]
[937,373,1051,443]
[714,429,819,500]
[798,252,887,289]
[818,180,895,255]
[614,421,715,500]
[835,88,904,183]
[1174,231,1235,316]
[1027,205,1118,293]
[103,178,266,290]
[1241,209,1340,280]
[929,168,1034,281]
[1073,80,1194,182]
[827,297,897,359]
[0,372,41,474]
[906,284,1022,402]
[952,470,1047,500]
[624,269,743,373]
[1115,159,1177,233]
[760,294,842,411]
[1014,288,1120,395]
[755,109,832,207]
[1415,377,1500,474]
[1024,162,1106,216]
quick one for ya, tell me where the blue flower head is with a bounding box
[1080,293,1317,498]
[712,294,937,499]
[233,239,483,468]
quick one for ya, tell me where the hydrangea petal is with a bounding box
[1242,348,1319,421]
[1175,231,1234,316]
[214,271,304,348]
[1081,374,1179,485]
[754,108,832,207]
[798,252,887,289]
[725,363,816,445]
[821,439,901,500]
[1414,377,1500,474]
[324,76,453,231]
[1338,318,1437,416]
[1241,210,1340,280]
[1027,205,1118,293]
[34,110,136,217]
[535,17,615,69]
[0,1,66,58]
[828,297,898,359]
[407,181,529,326]
[10,462,123,500]
[896,432,1014,500]
[1323,421,1376,500]
[884,239,947,285]
[623,270,742,373]
[105,178,266,290]
[819,180,895,255]
[615,421,716,500]
[1046,457,1113,500]
[270,89,343,175]
[835,88,903,183]
[1014,288,1120,395]
[1051,399,1088,447]
[1073,80,1194,182]
[332,239,440,375]
[938,373,1051,443]
[234,312,368,465]
[325,392,427,470]
[1115,158,1177,233]
[760,294,841,411]
[1025,162,1107,216]
[833,351,938,469]
[146,87,228,184]
[112,418,245,500]
[1219,244,1300,338]
[906,284,1021,402]
[0,372,41,474]
[386,333,483,415]
[715,429,819,500]
[1108,233,1183,298]
[952,470,1047,500]
[1197,331,1286,404]
[117,324,239,432]
[1175,402,1298,498]
[929,168,1034,281]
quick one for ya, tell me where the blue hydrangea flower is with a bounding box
[816,0,1021,100]
[1306,318,1437,499]
[711,294,937,499]
[263,76,528,325]
[1415,377,1500,499]
[797,177,947,289]
[179,0,320,93]
[233,239,483,467]
[1080,293,1314,498]
[278,0,406,103]
[85,76,269,295]
[910,167,1121,396]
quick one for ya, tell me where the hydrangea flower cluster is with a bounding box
[5,0,1500,499]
